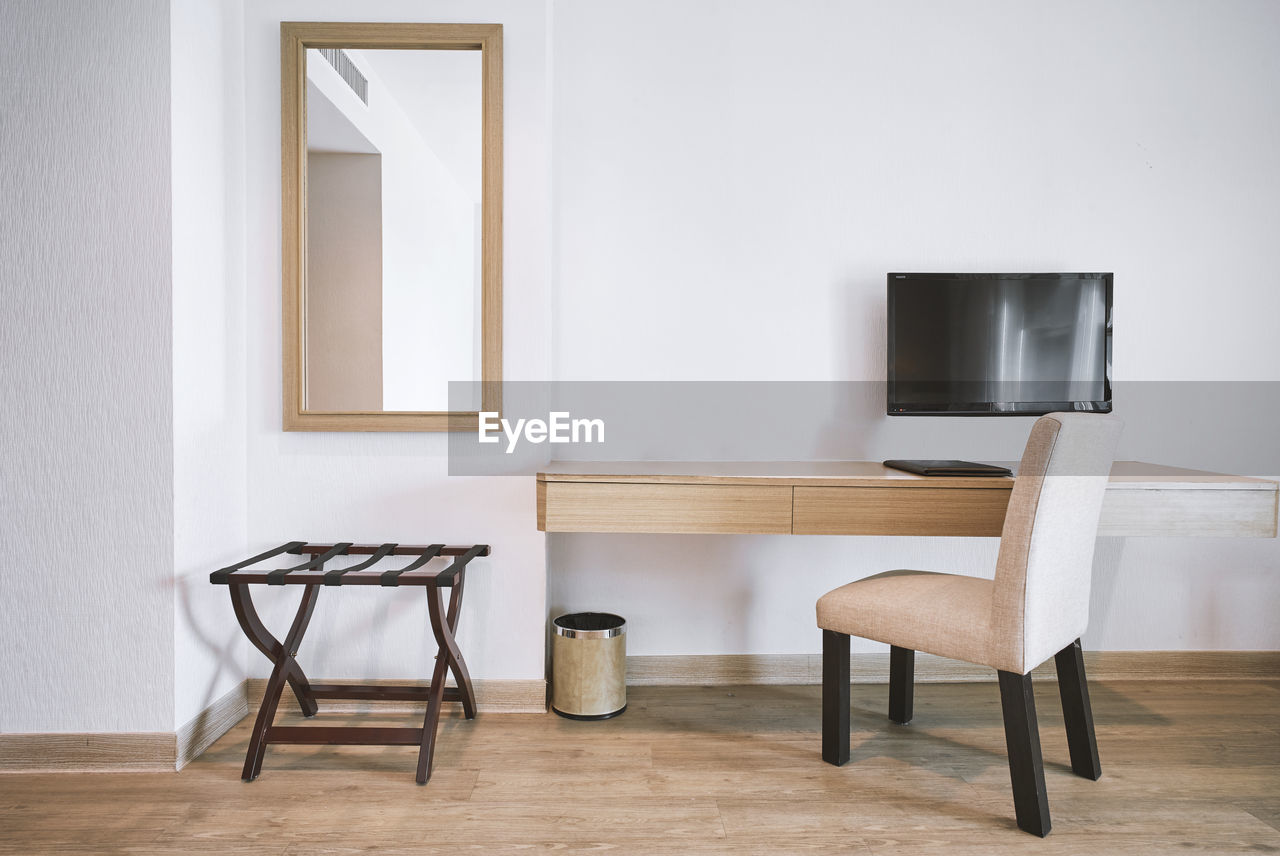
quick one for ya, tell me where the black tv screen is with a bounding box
[887,272,1112,416]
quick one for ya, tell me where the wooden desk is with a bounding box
[537,462,1278,538]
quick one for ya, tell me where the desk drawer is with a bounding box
[793,486,1010,537]
[539,482,792,534]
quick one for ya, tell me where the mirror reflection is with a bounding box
[304,47,481,412]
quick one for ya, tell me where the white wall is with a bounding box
[171,0,251,731]
[4,0,1276,741]
[549,0,1280,655]
[553,0,1280,383]
[242,0,551,683]
[0,0,176,732]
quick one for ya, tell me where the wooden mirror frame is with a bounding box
[281,22,502,431]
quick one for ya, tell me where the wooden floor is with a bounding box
[2,680,1279,854]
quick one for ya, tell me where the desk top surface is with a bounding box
[538,461,1277,491]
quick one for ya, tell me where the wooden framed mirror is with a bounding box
[281,22,502,431]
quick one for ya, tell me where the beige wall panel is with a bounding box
[305,152,383,411]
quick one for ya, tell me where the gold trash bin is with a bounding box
[551,613,627,720]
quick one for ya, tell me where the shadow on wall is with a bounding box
[176,573,252,719]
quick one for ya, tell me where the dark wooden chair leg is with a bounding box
[889,646,914,724]
[822,629,850,766]
[233,583,322,781]
[997,670,1051,837]
[1055,638,1101,780]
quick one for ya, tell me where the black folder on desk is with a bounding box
[884,460,1012,477]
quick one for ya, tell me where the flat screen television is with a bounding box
[887,272,1112,416]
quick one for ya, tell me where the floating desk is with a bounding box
[537,462,1278,538]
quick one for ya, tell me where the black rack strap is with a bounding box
[435,544,489,585]
[210,541,306,585]
[380,544,444,587]
[266,542,353,585]
[212,543,486,586]
[324,543,399,586]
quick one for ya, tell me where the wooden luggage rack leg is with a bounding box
[416,575,476,782]
[231,581,321,781]
[214,542,487,785]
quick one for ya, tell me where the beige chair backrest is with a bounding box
[989,413,1123,674]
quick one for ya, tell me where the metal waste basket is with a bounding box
[551,612,627,720]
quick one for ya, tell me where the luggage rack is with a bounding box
[210,541,489,784]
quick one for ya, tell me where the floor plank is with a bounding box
[1,681,1278,854]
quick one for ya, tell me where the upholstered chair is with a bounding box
[817,412,1123,836]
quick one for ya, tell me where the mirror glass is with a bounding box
[303,47,482,413]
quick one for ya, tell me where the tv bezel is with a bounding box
[886,272,1113,417]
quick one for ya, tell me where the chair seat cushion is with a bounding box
[817,570,994,668]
